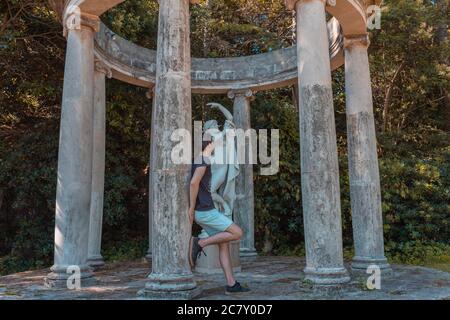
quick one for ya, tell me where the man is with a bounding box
[189,139,250,294]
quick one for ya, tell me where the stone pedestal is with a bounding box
[46,12,100,287]
[228,89,257,257]
[87,60,110,269]
[344,35,390,272]
[290,0,349,285]
[195,241,241,274]
[142,0,198,299]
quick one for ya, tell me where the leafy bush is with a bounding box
[386,241,450,266]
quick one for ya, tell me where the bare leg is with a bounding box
[219,242,236,286]
[198,224,243,248]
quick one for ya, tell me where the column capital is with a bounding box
[344,34,370,49]
[63,11,100,37]
[285,0,335,11]
[227,89,255,101]
[94,59,112,78]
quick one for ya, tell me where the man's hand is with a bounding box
[188,207,195,225]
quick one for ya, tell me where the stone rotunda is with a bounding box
[47,0,388,298]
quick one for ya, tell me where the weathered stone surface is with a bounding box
[93,18,344,93]
[2,257,449,300]
[46,21,97,285]
[87,62,108,269]
[345,38,390,271]
[143,0,197,298]
[229,90,257,257]
[145,89,156,264]
[295,0,349,284]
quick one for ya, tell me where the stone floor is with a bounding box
[0,256,449,300]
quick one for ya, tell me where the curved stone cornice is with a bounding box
[94,18,343,93]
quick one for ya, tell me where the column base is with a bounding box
[138,287,202,300]
[141,273,199,300]
[304,267,351,285]
[351,256,392,274]
[44,264,95,288]
[87,255,105,269]
[240,247,258,257]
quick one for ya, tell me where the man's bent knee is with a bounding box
[226,224,243,240]
[233,225,243,240]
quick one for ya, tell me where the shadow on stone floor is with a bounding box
[0,256,449,300]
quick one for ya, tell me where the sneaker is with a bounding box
[225,282,251,295]
[189,237,205,267]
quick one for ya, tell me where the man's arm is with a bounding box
[189,166,207,223]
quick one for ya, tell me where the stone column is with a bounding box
[87,59,111,269]
[141,0,198,299]
[286,0,349,284]
[46,12,100,287]
[228,89,257,257]
[344,35,390,271]
[145,87,155,263]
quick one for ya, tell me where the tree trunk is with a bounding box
[382,60,405,133]
[436,0,449,45]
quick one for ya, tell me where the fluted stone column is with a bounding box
[87,60,111,269]
[46,12,100,287]
[145,87,155,263]
[228,89,257,257]
[286,0,349,285]
[344,35,390,271]
[141,0,198,299]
